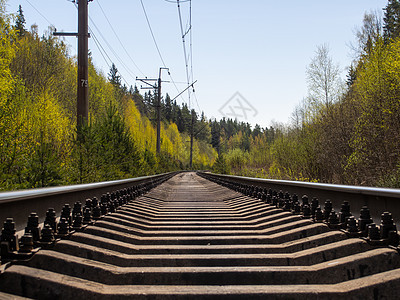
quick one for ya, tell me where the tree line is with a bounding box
[213,0,400,188]
[1,0,399,190]
[0,2,218,190]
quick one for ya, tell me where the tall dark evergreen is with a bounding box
[108,63,121,87]
[164,94,172,121]
[346,65,357,87]
[15,5,26,37]
[210,121,221,153]
[384,0,400,41]
[252,124,262,137]
[176,108,185,132]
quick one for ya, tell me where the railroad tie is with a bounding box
[1,172,400,299]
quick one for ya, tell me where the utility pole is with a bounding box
[189,110,195,169]
[54,0,92,128]
[157,76,162,154]
[171,81,197,169]
[137,67,169,154]
[77,0,90,127]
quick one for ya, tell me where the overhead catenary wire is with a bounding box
[72,2,138,86]
[90,27,132,88]
[187,0,202,114]
[175,0,201,116]
[88,17,137,82]
[189,0,194,86]
[177,0,192,108]
[89,28,112,69]
[25,0,54,26]
[96,0,145,77]
[139,0,187,105]
[70,2,135,88]
[140,0,167,68]
[23,0,78,54]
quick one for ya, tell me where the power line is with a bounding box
[140,0,167,68]
[139,0,187,106]
[177,0,191,108]
[71,2,135,89]
[27,1,79,56]
[72,2,138,84]
[187,0,201,114]
[175,0,201,114]
[96,0,145,77]
[89,28,112,68]
[169,73,188,105]
[88,15,137,82]
[25,0,54,26]
[90,27,132,88]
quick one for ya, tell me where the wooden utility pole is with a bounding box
[77,0,90,127]
[54,0,92,127]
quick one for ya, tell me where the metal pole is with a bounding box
[190,110,194,169]
[77,0,89,127]
[137,67,168,154]
[156,77,161,154]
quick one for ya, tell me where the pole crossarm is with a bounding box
[53,32,78,37]
[171,80,197,102]
[136,78,158,89]
[53,32,91,38]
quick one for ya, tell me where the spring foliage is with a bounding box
[0,2,217,190]
[214,2,400,187]
[1,1,399,190]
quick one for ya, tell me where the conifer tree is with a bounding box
[383,0,400,41]
[164,94,172,121]
[15,5,26,37]
[108,63,121,87]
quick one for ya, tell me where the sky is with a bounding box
[6,0,389,128]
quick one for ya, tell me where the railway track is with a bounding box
[1,172,400,299]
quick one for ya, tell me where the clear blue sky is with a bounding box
[6,0,388,128]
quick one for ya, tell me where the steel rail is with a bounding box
[198,172,400,224]
[0,172,179,231]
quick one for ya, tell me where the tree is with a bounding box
[346,65,357,87]
[108,63,121,87]
[164,93,172,121]
[213,154,229,174]
[352,11,382,57]
[306,44,342,109]
[96,104,141,179]
[384,0,400,41]
[252,124,262,137]
[15,5,26,37]
[210,120,221,153]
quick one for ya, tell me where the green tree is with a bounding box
[70,123,101,184]
[384,0,400,41]
[96,104,141,179]
[164,93,172,121]
[108,63,121,87]
[26,131,62,187]
[213,154,230,174]
[346,37,400,185]
[15,5,26,37]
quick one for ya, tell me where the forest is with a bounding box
[0,0,399,190]
[214,0,400,188]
